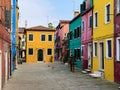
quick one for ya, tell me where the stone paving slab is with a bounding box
[3,61,120,90]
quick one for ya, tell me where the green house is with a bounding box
[69,13,82,69]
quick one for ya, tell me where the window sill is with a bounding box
[106,57,112,59]
[104,21,110,24]
[116,60,120,62]
[93,55,97,57]
[93,26,98,29]
[99,69,104,72]
[116,12,120,16]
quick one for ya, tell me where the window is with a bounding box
[70,31,72,40]
[106,39,112,58]
[82,21,84,32]
[47,48,52,55]
[48,35,52,41]
[94,42,97,57]
[77,27,80,37]
[28,48,33,55]
[29,34,33,41]
[74,29,77,38]
[81,45,84,57]
[89,15,92,28]
[22,42,24,47]
[116,37,120,61]
[41,35,45,41]
[74,27,80,38]
[105,4,110,23]
[117,0,120,13]
[74,49,80,59]
[23,35,24,38]
[94,12,98,28]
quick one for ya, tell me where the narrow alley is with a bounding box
[3,61,119,90]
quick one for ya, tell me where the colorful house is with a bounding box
[11,0,18,71]
[0,0,11,89]
[81,0,93,71]
[26,26,55,63]
[18,27,26,61]
[55,20,70,62]
[69,12,82,69]
[114,0,120,83]
[92,0,114,82]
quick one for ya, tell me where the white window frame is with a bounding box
[116,37,120,61]
[41,34,46,42]
[28,48,34,56]
[106,39,112,59]
[94,11,98,28]
[47,48,52,56]
[117,0,120,14]
[88,15,92,28]
[105,3,111,24]
[28,33,34,42]
[48,34,52,41]
[93,42,98,57]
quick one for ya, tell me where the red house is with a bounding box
[0,0,11,89]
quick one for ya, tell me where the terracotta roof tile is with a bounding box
[26,25,55,31]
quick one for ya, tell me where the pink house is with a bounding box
[81,0,93,70]
[55,20,70,62]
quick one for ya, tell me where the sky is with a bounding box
[18,0,83,28]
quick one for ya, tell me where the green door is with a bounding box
[38,49,43,61]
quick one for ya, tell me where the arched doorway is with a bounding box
[38,49,43,61]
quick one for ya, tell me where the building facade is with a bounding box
[26,26,55,63]
[0,0,11,89]
[69,12,82,69]
[114,0,120,83]
[81,0,93,70]
[11,0,18,72]
[18,28,26,62]
[55,20,70,62]
[92,0,114,82]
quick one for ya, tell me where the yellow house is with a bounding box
[92,0,114,82]
[26,26,55,63]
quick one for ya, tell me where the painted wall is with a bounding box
[81,9,92,70]
[114,0,120,83]
[69,15,82,69]
[11,0,17,72]
[0,0,11,89]
[59,22,69,61]
[92,0,114,82]
[26,30,55,63]
[55,21,70,61]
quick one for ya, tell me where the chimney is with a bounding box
[74,11,79,17]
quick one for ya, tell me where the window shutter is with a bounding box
[90,16,92,28]
[5,10,11,29]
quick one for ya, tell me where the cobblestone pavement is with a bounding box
[3,61,120,90]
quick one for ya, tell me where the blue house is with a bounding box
[11,0,17,72]
[69,12,82,69]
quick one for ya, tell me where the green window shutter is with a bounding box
[5,10,10,29]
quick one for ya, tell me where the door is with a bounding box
[5,52,8,84]
[38,49,43,61]
[0,51,2,90]
[99,43,104,70]
[88,44,92,69]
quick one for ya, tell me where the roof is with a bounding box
[26,25,55,31]
[56,20,70,29]
[19,27,25,33]
[59,20,70,24]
